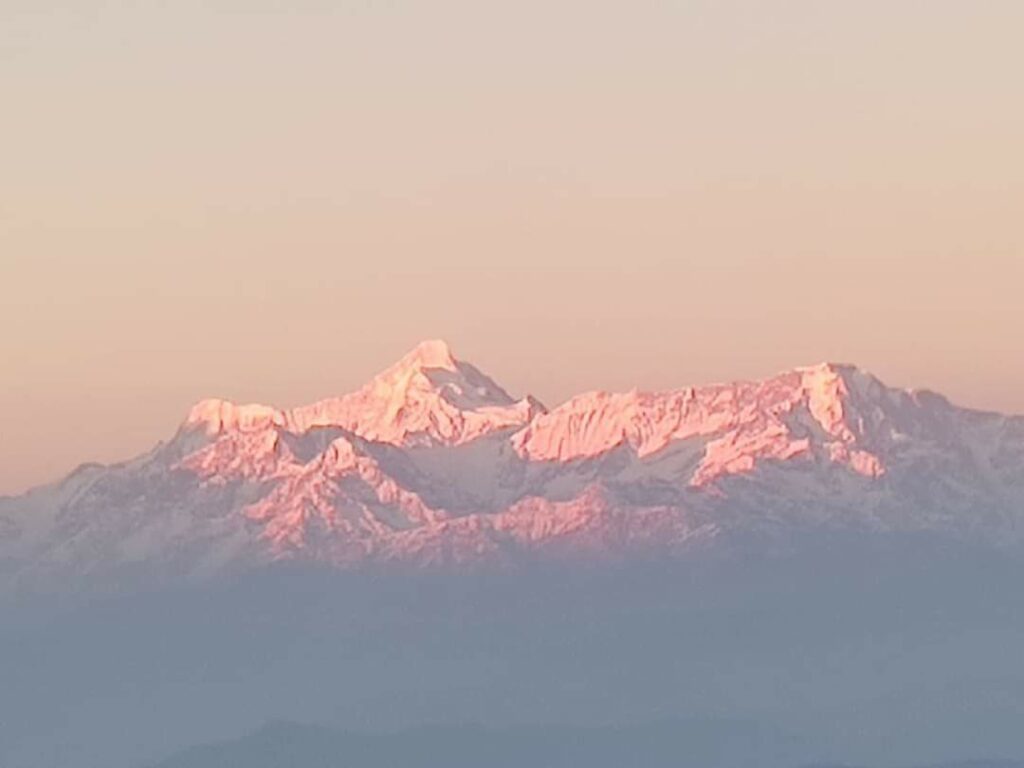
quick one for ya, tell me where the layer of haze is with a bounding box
[2,1,1023,494]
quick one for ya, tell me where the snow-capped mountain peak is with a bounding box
[395,338,460,371]
[360,338,517,412]
[180,340,542,450]
[510,362,888,483]
[285,340,542,445]
[4,347,1024,590]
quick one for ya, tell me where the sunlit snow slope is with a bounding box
[3,340,1023,590]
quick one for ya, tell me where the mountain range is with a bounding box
[3,339,1023,592]
[4,344,1024,768]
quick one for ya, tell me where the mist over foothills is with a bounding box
[5,3,1024,767]
[4,343,1024,767]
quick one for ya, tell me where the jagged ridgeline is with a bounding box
[2,339,1024,591]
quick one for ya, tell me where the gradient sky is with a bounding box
[2,1,1023,494]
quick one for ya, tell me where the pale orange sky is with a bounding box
[2,1,1023,494]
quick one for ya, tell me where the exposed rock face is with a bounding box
[3,341,1023,589]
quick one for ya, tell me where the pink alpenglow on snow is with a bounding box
[4,340,1023,584]
[512,363,886,486]
[161,342,995,566]
[185,340,544,447]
